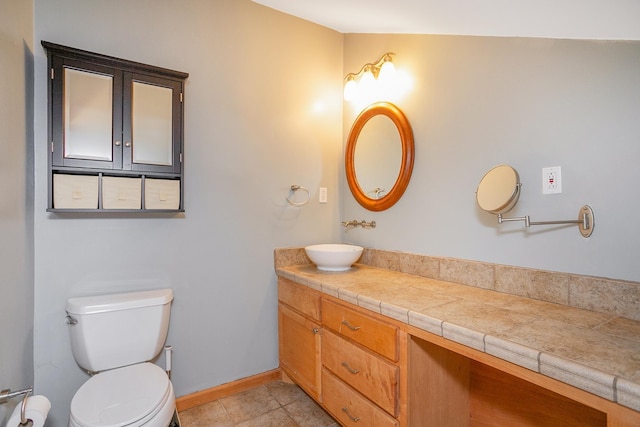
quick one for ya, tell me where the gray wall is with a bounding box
[342,35,640,283]
[33,1,342,425]
[0,0,34,424]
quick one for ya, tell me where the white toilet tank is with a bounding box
[66,289,173,372]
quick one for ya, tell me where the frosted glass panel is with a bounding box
[132,82,173,166]
[64,68,113,161]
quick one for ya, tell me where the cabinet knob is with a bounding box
[125,141,131,147]
[115,140,121,146]
[312,327,320,334]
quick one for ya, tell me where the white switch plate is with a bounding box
[319,187,328,203]
[542,166,562,194]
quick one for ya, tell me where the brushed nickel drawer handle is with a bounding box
[341,361,360,374]
[312,327,320,334]
[341,320,361,331]
[342,407,361,422]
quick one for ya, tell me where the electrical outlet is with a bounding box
[319,187,328,203]
[542,166,562,194]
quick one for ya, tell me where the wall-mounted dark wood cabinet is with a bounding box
[43,41,188,212]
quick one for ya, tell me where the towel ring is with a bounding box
[286,185,310,206]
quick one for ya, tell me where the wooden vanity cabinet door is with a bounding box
[323,298,398,361]
[278,303,321,400]
[322,330,399,416]
[322,368,398,427]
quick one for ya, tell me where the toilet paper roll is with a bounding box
[7,395,51,427]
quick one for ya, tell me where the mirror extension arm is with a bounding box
[497,205,594,237]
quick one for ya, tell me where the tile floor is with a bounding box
[178,380,339,427]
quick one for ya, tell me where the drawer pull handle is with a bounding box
[342,407,361,422]
[312,327,320,334]
[341,320,361,331]
[341,361,360,374]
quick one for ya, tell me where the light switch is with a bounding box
[319,187,328,203]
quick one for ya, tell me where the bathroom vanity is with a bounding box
[276,250,640,426]
[279,278,405,426]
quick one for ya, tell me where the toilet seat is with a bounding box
[70,362,174,427]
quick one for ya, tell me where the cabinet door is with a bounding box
[122,72,183,173]
[278,303,322,401]
[50,59,182,174]
[51,57,123,169]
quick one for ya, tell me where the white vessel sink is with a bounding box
[305,244,364,272]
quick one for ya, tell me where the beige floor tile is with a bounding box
[235,408,298,427]
[178,400,233,427]
[179,381,338,427]
[284,395,339,427]
[219,385,281,424]
[265,380,308,406]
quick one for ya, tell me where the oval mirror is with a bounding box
[476,164,521,214]
[345,102,414,211]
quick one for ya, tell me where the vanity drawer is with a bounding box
[322,330,398,416]
[322,368,398,427]
[278,279,321,322]
[323,298,398,361]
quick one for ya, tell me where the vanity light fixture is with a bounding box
[344,52,396,102]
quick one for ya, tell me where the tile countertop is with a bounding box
[275,263,640,413]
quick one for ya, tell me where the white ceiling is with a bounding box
[252,0,640,40]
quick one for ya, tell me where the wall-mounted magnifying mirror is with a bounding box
[476,164,595,237]
[476,164,521,214]
[345,102,414,211]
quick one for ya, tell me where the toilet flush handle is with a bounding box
[66,314,77,325]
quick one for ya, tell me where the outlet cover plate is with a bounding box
[542,166,562,194]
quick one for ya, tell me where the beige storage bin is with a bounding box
[102,176,142,209]
[145,179,180,210]
[53,174,99,209]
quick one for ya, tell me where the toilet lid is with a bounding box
[71,362,171,427]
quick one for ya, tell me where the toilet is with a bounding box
[65,289,177,427]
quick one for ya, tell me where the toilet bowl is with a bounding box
[69,363,175,427]
[66,289,176,427]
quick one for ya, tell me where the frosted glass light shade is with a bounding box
[359,69,376,94]
[344,79,358,101]
[378,60,396,84]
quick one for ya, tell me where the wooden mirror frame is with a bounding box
[345,102,415,211]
